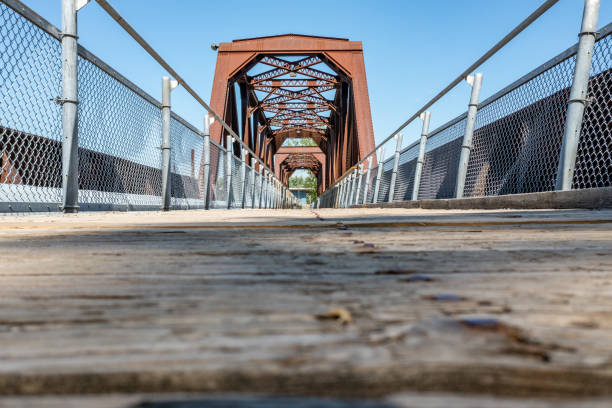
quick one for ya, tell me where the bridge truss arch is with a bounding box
[209,34,376,190]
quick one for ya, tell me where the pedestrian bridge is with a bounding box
[0,0,609,214]
[1,0,612,405]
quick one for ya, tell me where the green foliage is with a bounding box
[284,138,318,147]
[289,171,318,205]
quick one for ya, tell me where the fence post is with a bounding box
[338,177,348,208]
[556,0,600,191]
[263,171,269,209]
[275,180,279,209]
[388,133,403,203]
[334,182,341,208]
[161,76,178,211]
[354,164,364,206]
[412,111,431,201]
[350,168,359,206]
[268,174,274,209]
[455,73,483,199]
[202,115,211,210]
[225,135,233,209]
[60,0,80,213]
[362,156,373,204]
[345,173,354,208]
[258,166,264,209]
[373,147,385,204]
[240,148,247,209]
[250,158,257,208]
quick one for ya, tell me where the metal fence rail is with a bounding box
[0,0,297,212]
[318,1,609,208]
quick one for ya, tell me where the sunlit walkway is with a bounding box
[1,208,612,404]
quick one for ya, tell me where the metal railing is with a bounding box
[317,0,609,208]
[0,0,298,213]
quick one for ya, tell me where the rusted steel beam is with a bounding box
[210,34,375,188]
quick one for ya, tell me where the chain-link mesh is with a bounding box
[209,143,226,208]
[417,117,465,200]
[318,24,612,207]
[77,54,163,209]
[374,158,394,203]
[462,57,575,197]
[169,116,204,209]
[229,155,243,208]
[393,143,419,201]
[574,33,612,190]
[1,1,217,212]
[363,165,377,204]
[243,166,253,208]
[0,2,62,211]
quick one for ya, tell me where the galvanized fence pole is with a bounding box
[373,147,385,204]
[225,135,233,209]
[250,158,257,208]
[60,0,81,213]
[456,73,483,199]
[240,148,247,209]
[387,133,404,203]
[556,0,600,191]
[161,76,178,211]
[268,174,272,209]
[350,170,358,206]
[276,181,280,209]
[351,171,358,206]
[273,180,277,209]
[264,171,270,209]
[354,164,364,206]
[362,156,373,204]
[412,111,431,201]
[257,167,264,209]
[202,115,211,209]
[345,173,354,208]
[338,179,345,208]
[334,183,341,208]
[261,170,267,209]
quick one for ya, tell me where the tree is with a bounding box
[284,138,318,147]
[289,171,318,205]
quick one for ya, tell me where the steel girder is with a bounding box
[209,34,375,190]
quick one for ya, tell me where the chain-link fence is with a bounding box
[1,0,295,212]
[318,20,612,208]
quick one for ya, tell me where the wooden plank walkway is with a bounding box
[1,208,612,405]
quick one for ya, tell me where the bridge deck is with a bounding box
[1,208,612,405]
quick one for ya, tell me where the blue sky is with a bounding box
[21,0,612,158]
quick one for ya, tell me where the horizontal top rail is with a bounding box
[335,0,559,176]
[425,19,612,141]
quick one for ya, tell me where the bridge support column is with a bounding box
[556,0,600,191]
[456,73,483,199]
[225,135,233,209]
[412,111,431,201]
[388,133,403,203]
[60,0,80,213]
[362,156,373,204]
[373,147,385,204]
[202,115,211,210]
[161,76,178,211]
